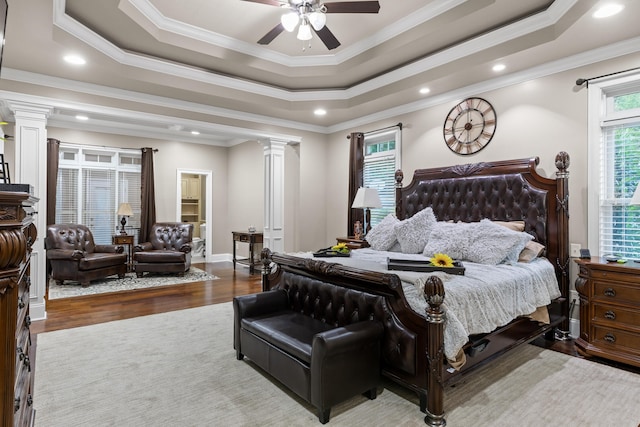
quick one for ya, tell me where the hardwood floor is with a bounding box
[31,262,261,334]
[32,261,640,375]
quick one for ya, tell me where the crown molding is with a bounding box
[54,0,580,101]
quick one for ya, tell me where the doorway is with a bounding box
[176,169,213,263]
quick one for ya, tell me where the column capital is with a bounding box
[5,100,54,121]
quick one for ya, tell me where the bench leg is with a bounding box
[236,350,244,361]
[318,408,330,424]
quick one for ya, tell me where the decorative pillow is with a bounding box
[518,241,546,262]
[365,214,399,251]
[492,220,525,232]
[423,219,533,265]
[393,207,437,253]
[422,221,473,260]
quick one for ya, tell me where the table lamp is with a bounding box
[351,187,382,235]
[117,202,133,235]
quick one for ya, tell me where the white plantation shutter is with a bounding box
[55,168,79,224]
[363,154,396,225]
[82,169,116,244]
[597,86,640,260]
[362,127,401,227]
[119,170,142,242]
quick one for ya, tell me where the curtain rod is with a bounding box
[576,66,640,87]
[58,141,158,152]
[346,122,402,139]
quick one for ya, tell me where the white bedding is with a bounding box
[292,248,561,360]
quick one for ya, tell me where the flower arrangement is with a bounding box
[429,252,454,268]
[331,242,350,254]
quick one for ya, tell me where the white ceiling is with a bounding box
[1,0,639,145]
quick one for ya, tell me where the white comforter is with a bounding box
[292,248,561,360]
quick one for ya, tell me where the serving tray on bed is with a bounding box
[313,247,351,257]
[387,258,465,275]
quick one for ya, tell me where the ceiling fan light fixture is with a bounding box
[297,22,312,41]
[281,12,299,32]
[309,11,326,31]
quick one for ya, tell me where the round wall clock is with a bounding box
[443,97,497,155]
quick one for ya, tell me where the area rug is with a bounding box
[47,267,218,299]
[34,303,640,427]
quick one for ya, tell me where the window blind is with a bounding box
[599,120,640,259]
[55,168,78,224]
[82,169,117,245]
[363,154,395,226]
[119,170,141,242]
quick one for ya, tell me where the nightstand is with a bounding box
[113,234,134,271]
[574,258,640,368]
[336,237,370,250]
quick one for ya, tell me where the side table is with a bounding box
[113,234,134,271]
[232,231,264,274]
[336,236,370,250]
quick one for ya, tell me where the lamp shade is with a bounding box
[630,182,640,205]
[117,202,133,216]
[351,187,382,209]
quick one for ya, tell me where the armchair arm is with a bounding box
[46,249,85,260]
[233,289,288,351]
[180,244,192,253]
[94,244,124,254]
[312,321,383,360]
[134,242,154,252]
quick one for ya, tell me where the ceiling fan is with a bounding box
[242,0,381,50]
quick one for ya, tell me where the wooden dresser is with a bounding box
[574,258,640,368]
[0,188,38,427]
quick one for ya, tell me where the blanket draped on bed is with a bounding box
[292,249,561,361]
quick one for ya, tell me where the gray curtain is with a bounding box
[140,147,156,243]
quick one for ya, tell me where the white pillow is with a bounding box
[365,214,399,251]
[423,219,532,265]
[393,207,437,254]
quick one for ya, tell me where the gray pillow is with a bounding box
[423,219,533,265]
[365,214,399,251]
[394,207,437,253]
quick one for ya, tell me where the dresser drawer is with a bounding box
[593,303,640,330]
[592,326,640,353]
[593,280,640,304]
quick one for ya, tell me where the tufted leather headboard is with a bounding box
[395,153,570,303]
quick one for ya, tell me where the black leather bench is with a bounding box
[233,279,384,424]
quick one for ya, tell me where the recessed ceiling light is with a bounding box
[191,130,200,135]
[492,64,506,72]
[593,3,624,18]
[75,115,89,121]
[419,87,430,94]
[63,55,86,65]
[314,108,327,116]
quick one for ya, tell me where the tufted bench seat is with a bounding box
[233,280,384,424]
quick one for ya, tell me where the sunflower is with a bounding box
[430,253,454,268]
[331,243,350,254]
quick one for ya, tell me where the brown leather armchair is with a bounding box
[133,222,193,277]
[45,224,127,287]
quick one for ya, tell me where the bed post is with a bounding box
[423,276,446,427]
[395,169,405,220]
[261,248,272,292]
[555,151,570,331]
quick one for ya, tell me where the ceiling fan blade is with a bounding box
[258,23,285,45]
[240,0,283,6]
[313,26,341,50]
[323,1,380,13]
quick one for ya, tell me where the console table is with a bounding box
[232,231,263,274]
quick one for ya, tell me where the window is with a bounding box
[56,144,142,245]
[588,73,640,260]
[363,127,401,227]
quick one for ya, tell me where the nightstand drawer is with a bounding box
[592,326,640,353]
[593,303,640,328]
[591,268,640,285]
[593,281,640,304]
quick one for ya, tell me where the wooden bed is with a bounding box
[260,152,570,426]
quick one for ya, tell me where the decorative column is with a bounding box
[262,138,287,253]
[8,101,53,321]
